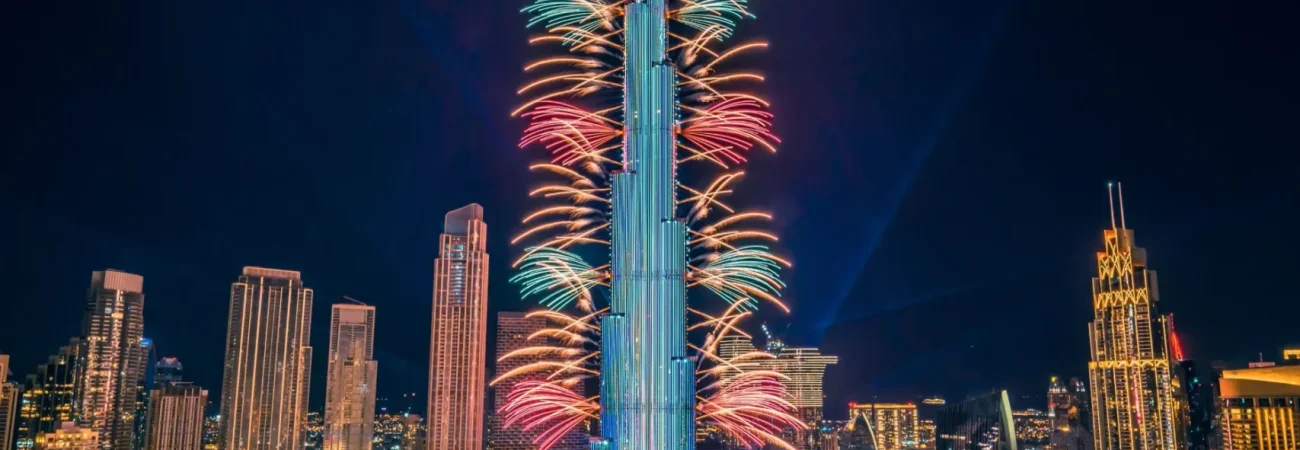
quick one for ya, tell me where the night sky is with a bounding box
[2,0,1297,420]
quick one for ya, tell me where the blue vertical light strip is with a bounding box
[601,0,693,448]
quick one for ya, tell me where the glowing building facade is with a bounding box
[596,0,695,447]
[764,347,839,422]
[218,267,313,450]
[1086,184,1180,450]
[1048,377,1093,450]
[17,339,83,449]
[144,384,207,450]
[36,423,99,450]
[1217,365,1300,450]
[848,403,919,450]
[323,303,377,450]
[427,204,489,450]
[714,335,758,388]
[79,269,147,450]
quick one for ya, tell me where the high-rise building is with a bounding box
[323,303,378,450]
[133,337,156,450]
[935,391,1017,450]
[402,414,425,450]
[427,204,489,450]
[1047,377,1093,450]
[764,347,838,422]
[1175,361,1214,450]
[847,403,918,450]
[79,269,147,450]
[2,354,18,450]
[144,384,207,450]
[918,419,937,450]
[17,338,83,449]
[218,266,314,450]
[36,422,99,450]
[154,358,182,386]
[1217,364,1300,450]
[714,334,759,388]
[489,311,588,450]
[1086,184,1180,450]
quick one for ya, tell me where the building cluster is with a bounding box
[0,181,1295,450]
[739,185,1300,450]
[0,204,487,450]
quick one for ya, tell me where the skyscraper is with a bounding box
[36,423,99,450]
[490,311,588,450]
[848,403,919,450]
[1048,377,1093,450]
[323,303,378,450]
[133,337,156,450]
[1175,361,1214,450]
[935,391,1018,450]
[764,347,839,422]
[427,204,489,450]
[714,335,758,388]
[144,384,207,450]
[402,414,425,450]
[154,358,182,386]
[219,267,313,450]
[17,338,83,449]
[1086,184,1181,450]
[1,354,18,450]
[79,269,147,450]
[1216,364,1300,450]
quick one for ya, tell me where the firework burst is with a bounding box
[506,0,796,448]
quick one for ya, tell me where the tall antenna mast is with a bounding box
[1107,182,1118,230]
[1117,182,1127,230]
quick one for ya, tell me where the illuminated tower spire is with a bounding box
[1087,184,1181,450]
[600,1,694,448]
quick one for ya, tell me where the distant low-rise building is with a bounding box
[35,422,98,450]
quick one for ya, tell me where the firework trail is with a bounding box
[505,0,797,448]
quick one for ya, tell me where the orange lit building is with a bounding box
[218,267,314,450]
[144,384,206,450]
[1218,365,1300,450]
[35,422,98,450]
[78,270,148,450]
[323,303,377,450]
[427,204,489,450]
[848,403,919,450]
[1086,184,1181,450]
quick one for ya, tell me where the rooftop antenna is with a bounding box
[342,295,367,305]
[1107,182,1117,230]
[1117,182,1127,230]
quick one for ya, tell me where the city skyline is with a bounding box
[2,0,1297,446]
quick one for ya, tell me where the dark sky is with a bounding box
[2,0,1296,420]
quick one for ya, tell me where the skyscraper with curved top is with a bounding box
[1087,183,1180,450]
[426,204,489,450]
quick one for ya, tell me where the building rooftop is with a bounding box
[444,203,485,235]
